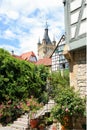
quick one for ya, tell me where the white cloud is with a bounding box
[18,27,44,57]
[0,0,63,18]
[6,10,19,20]
[0,0,64,56]
[3,29,16,39]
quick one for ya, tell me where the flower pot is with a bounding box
[30,119,38,128]
[38,123,45,130]
[52,125,57,130]
[61,115,73,130]
[61,125,66,130]
[39,125,45,130]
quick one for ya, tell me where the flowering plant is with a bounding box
[52,87,86,126]
[22,96,42,111]
[0,96,42,125]
[21,96,43,118]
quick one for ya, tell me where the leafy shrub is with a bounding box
[52,87,86,125]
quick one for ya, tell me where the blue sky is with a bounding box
[0,0,64,57]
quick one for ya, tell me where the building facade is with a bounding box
[38,23,56,59]
[50,35,69,71]
[63,0,86,96]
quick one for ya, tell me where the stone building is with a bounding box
[38,23,56,59]
[63,0,86,96]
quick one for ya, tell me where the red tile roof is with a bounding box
[35,58,52,66]
[12,54,23,60]
[20,51,36,61]
[12,51,37,63]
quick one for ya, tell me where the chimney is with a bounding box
[11,50,14,55]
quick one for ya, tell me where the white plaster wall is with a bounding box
[70,0,82,11]
[71,11,79,24]
[71,26,76,38]
[79,21,87,35]
[82,7,87,19]
[70,0,86,38]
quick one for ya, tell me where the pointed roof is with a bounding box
[12,54,23,60]
[12,51,37,63]
[50,35,65,58]
[43,22,51,44]
[20,51,36,61]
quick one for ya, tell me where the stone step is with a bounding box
[17,118,28,122]
[10,113,29,130]
[14,121,29,127]
[0,114,29,130]
[21,115,28,119]
[11,124,28,130]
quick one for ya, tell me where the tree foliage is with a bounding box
[0,48,49,103]
[0,48,49,124]
[47,70,69,98]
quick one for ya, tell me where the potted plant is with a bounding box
[26,96,43,128]
[52,87,86,130]
[30,118,39,128]
[38,123,45,130]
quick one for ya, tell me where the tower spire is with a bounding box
[43,22,51,44]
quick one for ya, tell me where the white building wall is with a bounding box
[69,0,87,39]
[70,0,82,11]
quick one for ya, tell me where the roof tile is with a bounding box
[35,58,52,66]
[20,51,36,60]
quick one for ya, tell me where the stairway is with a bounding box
[10,113,29,130]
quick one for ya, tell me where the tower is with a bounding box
[38,23,56,59]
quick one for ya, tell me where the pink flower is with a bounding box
[17,105,21,109]
[65,108,69,112]
[27,101,30,106]
[8,100,11,104]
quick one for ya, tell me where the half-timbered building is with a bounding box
[63,0,86,96]
[50,35,69,71]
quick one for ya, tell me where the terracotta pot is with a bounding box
[61,115,73,130]
[52,125,57,130]
[30,119,38,128]
[61,125,66,130]
[39,125,45,130]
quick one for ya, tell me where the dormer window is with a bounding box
[29,56,37,62]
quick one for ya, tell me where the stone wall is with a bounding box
[69,47,86,96]
[72,116,86,130]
